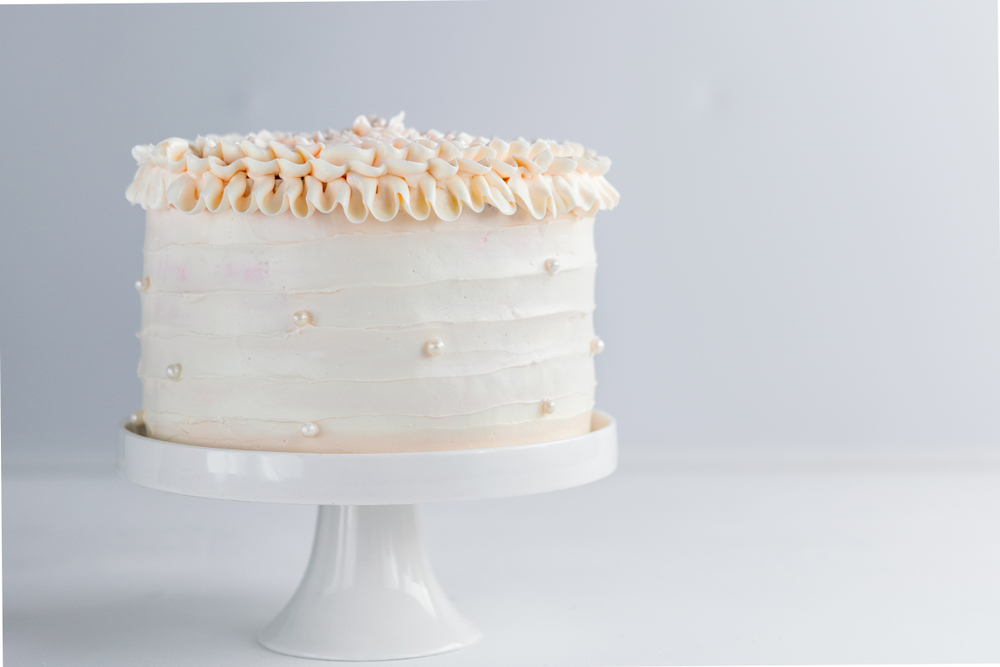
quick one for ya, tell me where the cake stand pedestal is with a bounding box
[117,412,617,661]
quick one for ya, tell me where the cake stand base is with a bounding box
[259,504,480,661]
[118,411,617,661]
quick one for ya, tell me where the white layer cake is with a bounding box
[127,114,617,453]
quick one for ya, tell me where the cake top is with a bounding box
[126,113,619,223]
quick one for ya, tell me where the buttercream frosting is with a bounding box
[137,207,601,453]
[126,113,619,222]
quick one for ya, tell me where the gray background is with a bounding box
[1,0,998,465]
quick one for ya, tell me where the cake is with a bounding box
[125,113,617,453]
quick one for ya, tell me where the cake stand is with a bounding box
[117,412,617,661]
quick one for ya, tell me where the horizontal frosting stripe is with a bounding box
[141,411,593,453]
[139,312,594,381]
[144,396,593,433]
[143,218,595,293]
[126,113,618,222]
[143,209,583,249]
[142,353,595,421]
[140,269,596,336]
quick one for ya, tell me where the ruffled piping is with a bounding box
[126,114,619,222]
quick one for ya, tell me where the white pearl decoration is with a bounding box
[542,399,556,415]
[591,337,605,354]
[165,363,181,380]
[129,410,144,426]
[134,277,149,292]
[301,422,319,438]
[292,310,312,327]
[424,338,445,356]
[544,258,561,274]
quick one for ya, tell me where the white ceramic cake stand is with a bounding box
[116,411,617,661]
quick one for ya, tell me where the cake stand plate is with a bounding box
[117,412,617,661]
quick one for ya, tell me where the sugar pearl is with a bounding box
[544,258,561,274]
[166,364,181,380]
[129,410,144,426]
[425,338,445,356]
[301,422,319,438]
[134,277,149,292]
[542,399,556,415]
[591,337,605,354]
[292,310,312,327]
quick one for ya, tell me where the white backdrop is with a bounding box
[1,0,998,465]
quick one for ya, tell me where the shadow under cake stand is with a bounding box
[117,412,618,661]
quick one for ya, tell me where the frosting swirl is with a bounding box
[126,113,619,222]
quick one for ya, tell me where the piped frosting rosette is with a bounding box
[126,113,619,222]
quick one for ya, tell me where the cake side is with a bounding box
[137,207,602,452]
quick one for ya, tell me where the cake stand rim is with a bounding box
[116,410,618,505]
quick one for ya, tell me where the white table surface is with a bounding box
[4,448,1000,666]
